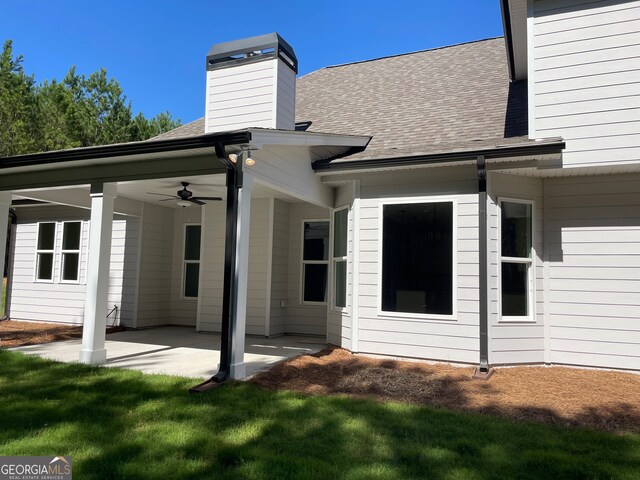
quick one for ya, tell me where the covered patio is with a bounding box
[10,326,326,378]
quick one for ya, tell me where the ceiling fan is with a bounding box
[148,182,222,207]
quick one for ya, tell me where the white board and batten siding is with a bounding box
[488,173,546,365]
[198,199,270,335]
[9,205,136,326]
[532,0,640,167]
[354,166,480,364]
[205,58,295,133]
[544,173,640,370]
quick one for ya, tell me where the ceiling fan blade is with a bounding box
[147,192,177,197]
[192,196,222,201]
[158,197,178,202]
[188,198,205,206]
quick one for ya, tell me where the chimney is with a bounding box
[205,33,298,133]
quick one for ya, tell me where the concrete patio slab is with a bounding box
[10,326,326,378]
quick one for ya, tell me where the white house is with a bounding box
[1,0,639,380]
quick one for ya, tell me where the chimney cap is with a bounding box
[206,33,298,73]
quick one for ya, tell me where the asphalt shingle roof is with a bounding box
[155,37,529,161]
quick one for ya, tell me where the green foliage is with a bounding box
[0,350,639,480]
[0,40,181,157]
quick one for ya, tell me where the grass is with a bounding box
[0,350,638,480]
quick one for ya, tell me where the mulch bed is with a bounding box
[0,319,125,348]
[250,346,640,434]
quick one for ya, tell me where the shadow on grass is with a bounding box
[0,350,638,480]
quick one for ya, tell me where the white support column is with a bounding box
[0,192,11,289]
[230,172,253,379]
[80,182,116,364]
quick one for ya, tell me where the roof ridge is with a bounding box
[301,36,504,75]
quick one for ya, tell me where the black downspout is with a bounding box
[475,155,492,378]
[2,208,16,320]
[189,143,240,392]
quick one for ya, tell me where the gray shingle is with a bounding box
[154,37,529,161]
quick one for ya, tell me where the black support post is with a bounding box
[189,144,239,392]
[476,155,492,378]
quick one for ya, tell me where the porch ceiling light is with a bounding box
[228,153,238,163]
[176,199,192,208]
[245,150,256,166]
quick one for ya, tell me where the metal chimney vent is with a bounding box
[206,33,298,73]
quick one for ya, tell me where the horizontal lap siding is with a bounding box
[488,173,545,364]
[355,166,480,364]
[205,61,276,132]
[269,199,289,336]
[286,203,330,336]
[9,206,133,326]
[136,203,173,327]
[198,199,269,335]
[533,0,640,167]
[545,174,640,370]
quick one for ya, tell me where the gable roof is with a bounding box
[155,37,532,162]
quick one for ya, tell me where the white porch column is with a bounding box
[230,172,253,379]
[80,182,116,364]
[0,192,11,286]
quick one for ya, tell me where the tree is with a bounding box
[0,40,181,157]
[0,40,40,156]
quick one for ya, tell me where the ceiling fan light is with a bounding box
[228,153,238,163]
[245,156,256,166]
[176,200,191,208]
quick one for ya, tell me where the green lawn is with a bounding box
[0,350,638,480]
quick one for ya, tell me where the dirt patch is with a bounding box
[250,346,640,434]
[0,319,125,348]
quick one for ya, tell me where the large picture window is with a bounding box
[382,201,454,316]
[35,222,56,281]
[183,225,201,298]
[60,221,82,282]
[332,208,348,309]
[302,220,329,303]
[500,200,533,319]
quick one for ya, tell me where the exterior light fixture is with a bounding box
[245,150,256,166]
[176,200,191,208]
[228,153,238,163]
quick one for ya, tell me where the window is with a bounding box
[183,225,201,298]
[35,222,56,281]
[500,200,533,319]
[381,201,454,316]
[302,220,329,303]
[60,222,82,282]
[333,208,348,309]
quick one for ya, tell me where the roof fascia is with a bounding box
[501,0,517,81]
[312,140,566,173]
[0,131,252,171]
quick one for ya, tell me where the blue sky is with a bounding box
[1,1,504,123]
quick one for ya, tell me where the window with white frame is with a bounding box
[35,222,56,281]
[60,221,82,282]
[302,220,329,303]
[500,200,533,319]
[183,225,201,298]
[332,208,348,309]
[381,201,454,315]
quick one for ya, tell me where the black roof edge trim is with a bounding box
[311,141,566,172]
[0,131,252,170]
[500,0,517,81]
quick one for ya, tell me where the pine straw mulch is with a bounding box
[0,319,125,348]
[250,346,640,434]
